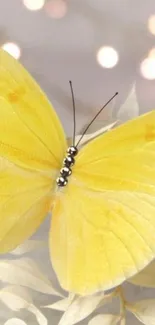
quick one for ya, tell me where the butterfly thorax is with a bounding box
[56,146,78,187]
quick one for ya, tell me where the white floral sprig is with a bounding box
[0,257,62,297]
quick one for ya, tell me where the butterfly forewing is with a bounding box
[0,49,67,253]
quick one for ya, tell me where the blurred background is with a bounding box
[1,1,155,324]
[1,0,155,136]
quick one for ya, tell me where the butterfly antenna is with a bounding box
[76,92,118,147]
[69,80,76,147]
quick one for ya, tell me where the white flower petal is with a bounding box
[58,293,107,325]
[89,314,121,325]
[4,318,27,325]
[126,299,155,325]
[28,304,47,325]
[74,121,117,147]
[117,84,139,121]
[128,260,155,288]
[0,258,62,296]
[0,286,33,310]
[0,286,47,325]
[43,294,75,311]
[10,240,46,255]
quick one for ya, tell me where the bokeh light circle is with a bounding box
[2,42,21,59]
[45,0,67,19]
[140,57,155,80]
[23,0,45,11]
[148,48,155,58]
[97,46,119,68]
[148,15,155,35]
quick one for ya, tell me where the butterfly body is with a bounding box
[0,49,155,295]
[56,145,78,187]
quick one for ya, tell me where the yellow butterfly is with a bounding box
[0,49,155,296]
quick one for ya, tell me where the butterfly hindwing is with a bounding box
[0,49,67,170]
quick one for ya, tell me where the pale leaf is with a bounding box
[126,299,155,325]
[43,293,75,311]
[73,121,117,147]
[89,314,121,325]
[128,260,155,288]
[117,84,139,122]
[4,319,27,325]
[0,258,62,296]
[0,286,47,325]
[58,293,108,325]
[10,240,46,255]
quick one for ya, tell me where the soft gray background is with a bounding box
[0,0,155,324]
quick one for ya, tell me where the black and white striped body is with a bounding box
[56,146,78,187]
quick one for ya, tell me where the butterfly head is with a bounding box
[67,146,78,156]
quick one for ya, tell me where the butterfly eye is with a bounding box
[56,176,68,187]
[63,155,75,167]
[67,146,78,156]
[60,166,72,177]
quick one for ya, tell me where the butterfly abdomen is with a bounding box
[56,146,78,187]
